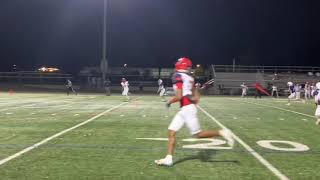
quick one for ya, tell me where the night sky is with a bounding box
[0,0,319,73]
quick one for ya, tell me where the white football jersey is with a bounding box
[305,84,310,91]
[158,79,164,89]
[241,84,248,90]
[121,81,129,88]
[172,72,194,96]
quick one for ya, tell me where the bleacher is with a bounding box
[0,71,73,92]
[0,65,319,95]
[209,65,320,95]
[212,72,264,95]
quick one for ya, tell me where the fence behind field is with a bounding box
[1,65,320,95]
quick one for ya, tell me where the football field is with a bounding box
[0,93,319,180]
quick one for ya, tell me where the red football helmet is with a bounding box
[175,57,192,72]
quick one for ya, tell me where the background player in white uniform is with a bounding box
[271,84,279,98]
[157,78,166,101]
[240,82,248,97]
[304,82,311,100]
[287,81,295,106]
[295,84,301,100]
[314,82,320,125]
[155,57,234,167]
[121,78,130,100]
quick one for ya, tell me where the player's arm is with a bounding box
[192,85,200,104]
[167,87,182,107]
[166,73,184,107]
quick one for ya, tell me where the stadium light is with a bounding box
[39,67,47,72]
[38,67,59,72]
[196,64,201,68]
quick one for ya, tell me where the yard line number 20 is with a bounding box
[136,138,309,152]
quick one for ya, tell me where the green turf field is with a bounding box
[0,93,319,180]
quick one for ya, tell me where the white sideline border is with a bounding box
[197,105,289,180]
[230,98,314,118]
[0,100,133,166]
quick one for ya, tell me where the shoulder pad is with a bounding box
[172,73,183,84]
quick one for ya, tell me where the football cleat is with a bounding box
[220,129,234,147]
[155,158,173,167]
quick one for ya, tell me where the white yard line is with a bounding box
[230,98,314,118]
[197,105,289,180]
[0,100,132,167]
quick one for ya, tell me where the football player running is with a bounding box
[271,84,279,98]
[295,84,301,100]
[314,82,320,125]
[157,78,166,101]
[121,78,130,101]
[287,81,296,106]
[66,79,77,95]
[155,57,234,167]
[240,82,248,98]
[304,82,311,101]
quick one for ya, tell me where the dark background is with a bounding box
[0,0,319,73]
